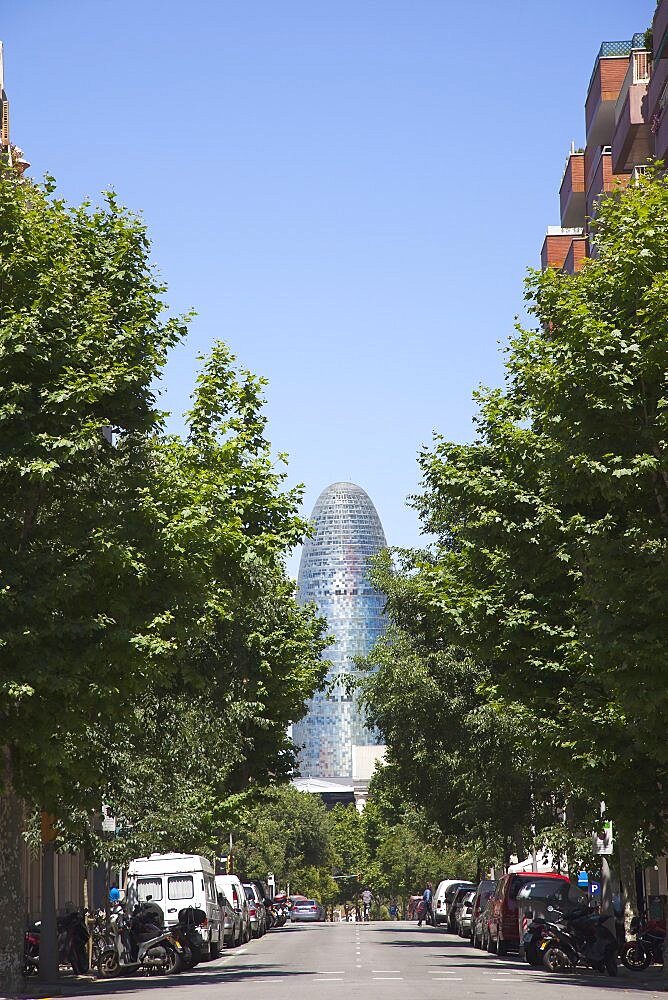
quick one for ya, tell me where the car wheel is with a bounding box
[487,932,497,954]
[209,941,220,960]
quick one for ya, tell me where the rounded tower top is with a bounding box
[298,482,387,596]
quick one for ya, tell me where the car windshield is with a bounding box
[446,883,471,901]
[244,887,255,900]
[512,878,567,901]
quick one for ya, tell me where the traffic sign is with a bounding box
[593,820,613,855]
[590,881,601,897]
[577,871,589,888]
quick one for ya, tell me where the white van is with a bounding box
[126,853,223,957]
[434,879,470,925]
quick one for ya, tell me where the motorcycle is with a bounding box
[97,901,183,978]
[622,916,666,971]
[24,909,90,976]
[23,928,40,976]
[273,898,288,928]
[170,907,209,968]
[264,901,277,929]
[538,904,618,976]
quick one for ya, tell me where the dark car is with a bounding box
[444,882,476,932]
[470,880,497,949]
[448,885,477,933]
[487,872,570,954]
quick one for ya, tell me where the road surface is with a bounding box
[38,920,665,999]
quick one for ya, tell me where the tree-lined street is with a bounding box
[44,923,666,1000]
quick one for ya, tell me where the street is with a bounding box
[43,922,666,1000]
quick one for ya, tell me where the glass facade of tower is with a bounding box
[292,482,387,777]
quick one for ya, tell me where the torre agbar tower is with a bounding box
[293,482,387,778]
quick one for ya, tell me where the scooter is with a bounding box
[97,902,183,978]
[539,904,618,976]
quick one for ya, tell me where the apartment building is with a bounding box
[541,9,665,273]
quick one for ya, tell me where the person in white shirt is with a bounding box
[361,888,373,922]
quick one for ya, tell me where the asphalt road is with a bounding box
[38,920,666,1000]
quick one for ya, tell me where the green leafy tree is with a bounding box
[327,803,368,905]
[232,786,336,898]
[0,173,327,993]
[372,171,668,919]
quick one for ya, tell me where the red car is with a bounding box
[487,872,570,954]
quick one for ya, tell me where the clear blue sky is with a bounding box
[4,0,653,574]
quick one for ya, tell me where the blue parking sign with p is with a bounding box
[590,881,601,896]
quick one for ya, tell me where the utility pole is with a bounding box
[39,813,58,983]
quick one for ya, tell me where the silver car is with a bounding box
[290,899,324,922]
[243,883,267,938]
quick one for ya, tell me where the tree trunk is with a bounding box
[0,746,25,997]
[617,829,639,935]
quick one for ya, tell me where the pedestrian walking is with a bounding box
[418,882,434,927]
[389,899,399,920]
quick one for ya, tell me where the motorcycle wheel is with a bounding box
[543,946,574,973]
[164,945,183,975]
[98,948,121,979]
[604,945,618,977]
[622,941,651,971]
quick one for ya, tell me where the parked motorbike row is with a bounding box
[23,894,291,979]
[435,871,666,979]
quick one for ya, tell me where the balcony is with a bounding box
[649,45,668,159]
[585,145,629,220]
[585,37,645,146]
[612,50,651,173]
[560,151,585,228]
[653,0,668,64]
[563,236,588,275]
[541,227,584,271]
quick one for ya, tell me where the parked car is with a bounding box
[250,879,274,929]
[448,885,476,933]
[470,880,497,949]
[243,883,267,938]
[444,882,476,932]
[215,874,251,944]
[455,890,477,937]
[487,872,570,955]
[125,853,223,958]
[434,880,469,925]
[477,894,497,951]
[290,899,324,922]
[218,886,243,947]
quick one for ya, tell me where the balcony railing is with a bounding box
[615,50,652,122]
